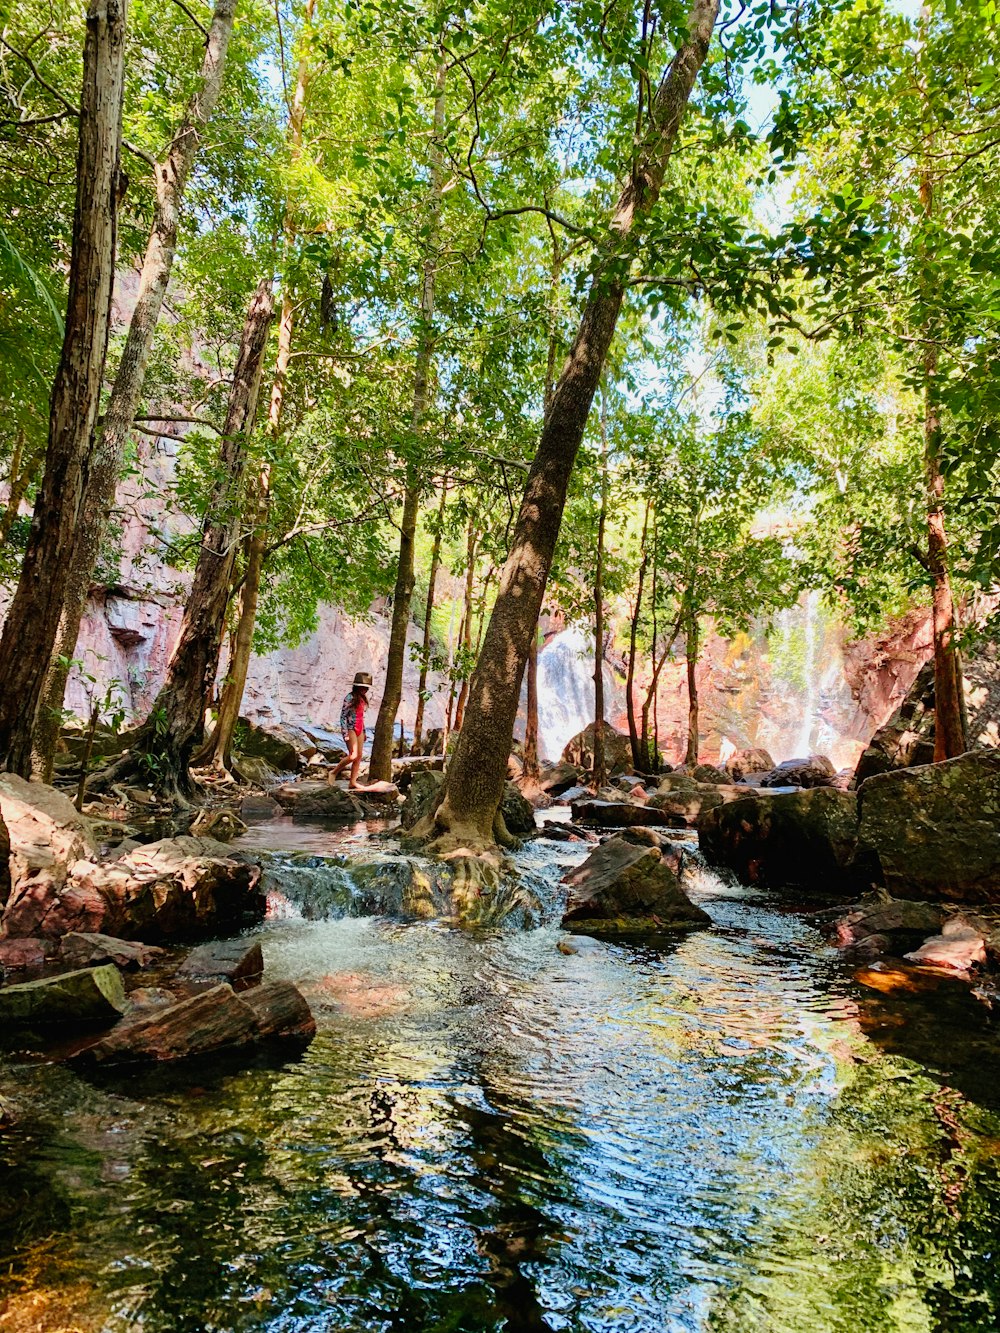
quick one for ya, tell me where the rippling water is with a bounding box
[2,827,999,1332]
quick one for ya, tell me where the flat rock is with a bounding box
[74,980,314,1065]
[647,783,746,826]
[0,964,127,1026]
[569,800,673,828]
[561,835,709,933]
[176,938,263,990]
[59,932,165,971]
[904,918,988,973]
[274,782,365,822]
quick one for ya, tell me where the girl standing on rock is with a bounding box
[331,672,372,789]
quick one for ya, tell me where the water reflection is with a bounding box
[0,846,999,1331]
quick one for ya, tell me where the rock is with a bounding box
[698,788,860,894]
[273,781,365,823]
[58,932,165,971]
[0,964,127,1026]
[724,748,776,782]
[239,793,281,820]
[904,918,987,973]
[561,835,710,935]
[556,784,593,803]
[560,723,633,775]
[569,799,673,828]
[240,979,316,1040]
[854,661,936,784]
[556,935,605,956]
[647,782,747,827]
[537,763,586,796]
[620,828,685,870]
[0,938,47,971]
[692,764,728,785]
[827,897,947,952]
[759,755,837,789]
[0,774,97,910]
[535,823,597,844]
[3,836,264,941]
[176,938,263,990]
[855,751,1000,903]
[232,755,281,788]
[74,980,314,1065]
[357,780,400,806]
[188,808,247,842]
[655,773,700,794]
[500,783,536,836]
[128,986,176,1011]
[400,770,445,829]
[0,804,9,906]
[232,718,302,772]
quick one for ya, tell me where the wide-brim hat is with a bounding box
[352,672,372,691]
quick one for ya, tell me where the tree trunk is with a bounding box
[0,429,41,545]
[593,393,609,788]
[104,280,273,798]
[412,479,447,751]
[453,517,478,735]
[0,0,126,777]
[421,0,719,853]
[626,500,650,769]
[32,0,238,779]
[522,630,541,782]
[369,60,446,781]
[684,604,699,767]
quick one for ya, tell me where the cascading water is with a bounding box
[533,626,624,762]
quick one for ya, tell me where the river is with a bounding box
[1,819,999,1331]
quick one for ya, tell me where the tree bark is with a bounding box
[453,516,478,734]
[104,280,273,798]
[369,59,446,781]
[684,604,699,767]
[522,630,541,782]
[0,0,127,776]
[33,0,238,779]
[412,479,447,751]
[422,0,719,853]
[626,500,650,769]
[593,392,609,788]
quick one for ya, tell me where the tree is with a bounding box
[0,0,127,776]
[415,0,722,854]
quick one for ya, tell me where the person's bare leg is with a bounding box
[348,733,364,789]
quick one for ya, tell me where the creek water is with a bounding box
[2,819,1000,1332]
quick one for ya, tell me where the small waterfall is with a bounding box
[534,626,623,762]
[794,590,819,754]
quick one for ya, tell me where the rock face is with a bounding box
[698,788,860,894]
[561,723,633,774]
[0,964,128,1026]
[854,662,936,784]
[855,751,1000,903]
[759,755,837,788]
[2,834,264,941]
[74,980,315,1065]
[561,835,709,934]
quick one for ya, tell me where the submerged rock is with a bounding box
[58,932,165,971]
[854,751,1000,903]
[561,835,710,936]
[698,788,859,894]
[176,938,264,991]
[0,964,127,1027]
[74,980,314,1065]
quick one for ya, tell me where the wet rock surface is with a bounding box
[274,781,365,822]
[176,938,264,990]
[58,932,165,971]
[561,834,710,936]
[0,964,128,1027]
[855,751,1000,903]
[698,787,860,894]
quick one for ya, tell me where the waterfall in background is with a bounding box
[534,627,623,762]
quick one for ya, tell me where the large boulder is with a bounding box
[854,751,1000,903]
[536,763,586,797]
[724,748,775,782]
[0,774,97,909]
[73,980,314,1065]
[272,781,364,823]
[759,755,837,789]
[561,724,633,775]
[0,963,127,1027]
[232,718,302,772]
[561,835,709,936]
[2,836,264,941]
[698,788,860,894]
[500,783,536,836]
[854,662,936,784]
